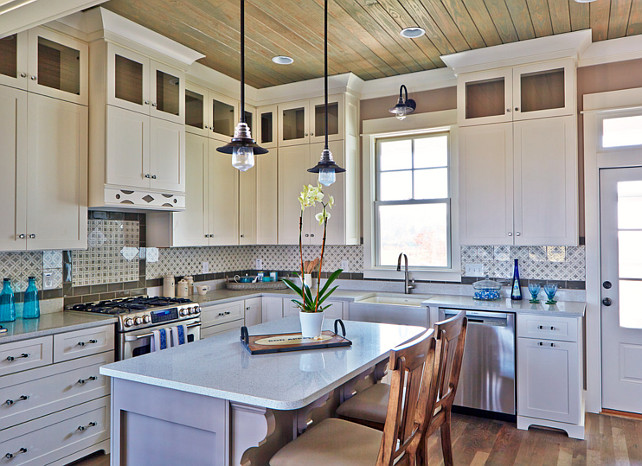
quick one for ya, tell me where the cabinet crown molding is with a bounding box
[442,30,592,75]
[82,7,203,67]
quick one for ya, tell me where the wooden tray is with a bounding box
[241,320,351,355]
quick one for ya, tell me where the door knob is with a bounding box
[603,281,612,289]
[602,298,612,306]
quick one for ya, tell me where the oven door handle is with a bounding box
[124,323,201,341]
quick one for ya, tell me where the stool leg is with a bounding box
[440,409,453,466]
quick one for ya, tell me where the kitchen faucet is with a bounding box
[397,253,416,294]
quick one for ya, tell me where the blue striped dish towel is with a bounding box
[151,328,169,351]
[171,324,187,346]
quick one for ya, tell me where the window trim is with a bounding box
[362,110,460,281]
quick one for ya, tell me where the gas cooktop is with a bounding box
[67,296,193,315]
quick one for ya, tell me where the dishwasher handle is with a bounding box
[442,311,509,327]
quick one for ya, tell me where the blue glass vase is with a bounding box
[0,278,16,322]
[23,276,40,319]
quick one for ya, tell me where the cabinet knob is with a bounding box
[508,232,513,236]
[305,234,309,237]
[602,297,612,307]
[305,133,309,136]
[18,234,25,239]
[151,175,157,179]
[603,281,612,289]
[240,234,244,238]
[19,72,26,78]
[516,232,521,236]
[144,100,150,105]
[506,108,511,112]
[152,102,158,107]
[515,107,519,111]
[310,234,315,237]
[30,75,37,81]
[28,234,35,239]
[145,174,151,178]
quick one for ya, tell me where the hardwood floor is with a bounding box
[72,412,642,465]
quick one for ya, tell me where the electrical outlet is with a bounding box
[465,263,484,276]
[340,259,349,272]
[42,271,55,290]
[255,259,262,270]
[202,261,209,274]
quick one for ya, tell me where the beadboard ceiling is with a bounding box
[103,0,641,88]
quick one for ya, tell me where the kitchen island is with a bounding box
[100,318,424,465]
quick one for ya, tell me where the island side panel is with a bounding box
[110,378,228,465]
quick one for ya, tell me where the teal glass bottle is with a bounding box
[0,278,16,322]
[23,276,40,319]
[511,259,522,300]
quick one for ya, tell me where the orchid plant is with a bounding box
[282,184,342,313]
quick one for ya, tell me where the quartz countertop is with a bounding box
[190,288,585,317]
[423,295,586,317]
[100,318,425,410]
[0,311,118,344]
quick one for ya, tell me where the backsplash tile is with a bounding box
[460,245,585,281]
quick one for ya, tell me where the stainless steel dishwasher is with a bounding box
[440,308,516,416]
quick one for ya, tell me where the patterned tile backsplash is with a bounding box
[0,211,586,300]
[460,245,585,281]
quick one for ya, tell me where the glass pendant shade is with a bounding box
[318,167,336,186]
[232,145,254,171]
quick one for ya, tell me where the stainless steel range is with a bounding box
[68,297,201,360]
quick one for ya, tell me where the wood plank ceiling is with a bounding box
[103,0,642,88]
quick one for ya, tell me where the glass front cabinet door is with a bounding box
[278,99,309,146]
[257,105,277,148]
[0,32,28,90]
[150,60,184,124]
[210,92,238,141]
[512,59,575,121]
[310,94,343,144]
[107,43,150,114]
[185,83,209,137]
[458,68,512,126]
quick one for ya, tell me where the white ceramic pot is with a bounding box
[299,310,325,338]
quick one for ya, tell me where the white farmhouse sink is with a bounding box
[350,293,431,327]
[357,294,430,307]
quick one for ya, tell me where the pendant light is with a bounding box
[389,84,416,120]
[308,0,345,187]
[216,0,268,171]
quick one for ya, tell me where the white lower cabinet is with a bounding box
[0,324,115,463]
[516,314,584,439]
[200,301,244,338]
[261,297,283,322]
[244,298,262,327]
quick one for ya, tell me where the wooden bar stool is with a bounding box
[336,311,468,465]
[269,329,439,466]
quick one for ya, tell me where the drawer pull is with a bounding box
[77,376,98,385]
[550,343,555,347]
[5,448,27,459]
[77,339,98,347]
[77,421,97,432]
[218,312,225,316]
[550,326,555,330]
[538,325,543,329]
[4,395,29,406]
[538,342,543,346]
[225,311,231,315]
[6,353,29,362]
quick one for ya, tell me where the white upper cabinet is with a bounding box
[208,141,239,246]
[460,115,578,246]
[89,39,187,210]
[0,28,87,105]
[513,116,577,246]
[107,43,184,124]
[458,58,575,126]
[210,91,238,141]
[278,95,344,146]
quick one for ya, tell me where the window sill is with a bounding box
[363,268,462,282]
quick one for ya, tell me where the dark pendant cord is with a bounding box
[324,0,328,151]
[240,0,245,123]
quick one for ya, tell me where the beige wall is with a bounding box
[360,86,457,123]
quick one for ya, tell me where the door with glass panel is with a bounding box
[601,166,642,413]
[210,92,237,141]
[107,43,150,114]
[28,28,87,105]
[150,60,184,124]
[0,32,28,90]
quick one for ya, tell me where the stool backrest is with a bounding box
[376,329,439,466]
[433,311,468,411]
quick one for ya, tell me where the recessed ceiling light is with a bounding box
[272,55,294,65]
[400,27,425,39]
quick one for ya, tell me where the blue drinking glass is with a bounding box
[528,283,541,303]
[544,284,558,304]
